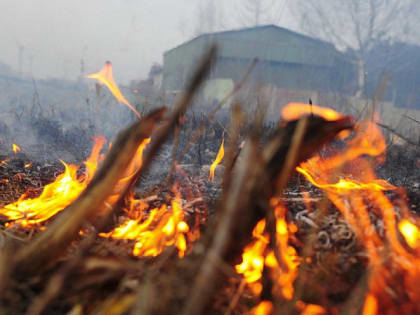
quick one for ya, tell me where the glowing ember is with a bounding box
[399,220,419,249]
[0,138,105,226]
[99,197,197,258]
[12,143,21,154]
[209,137,224,182]
[86,61,141,119]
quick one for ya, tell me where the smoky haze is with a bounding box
[0,0,419,154]
[1,0,201,82]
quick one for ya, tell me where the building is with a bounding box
[163,25,355,108]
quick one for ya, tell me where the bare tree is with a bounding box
[291,0,418,98]
[193,0,226,36]
[235,0,287,27]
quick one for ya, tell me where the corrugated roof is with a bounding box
[164,25,350,67]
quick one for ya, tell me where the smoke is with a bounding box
[0,0,197,83]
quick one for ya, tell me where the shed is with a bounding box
[163,25,355,100]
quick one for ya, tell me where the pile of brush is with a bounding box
[0,47,419,315]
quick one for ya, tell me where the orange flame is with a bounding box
[24,162,32,168]
[99,197,197,258]
[249,301,273,315]
[281,103,343,121]
[236,200,300,300]
[12,143,21,154]
[296,301,326,315]
[362,294,378,315]
[294,108,420,311]
[86,61,141,119]
[209,137,224,182]
[399,220,419,249]
[0,137,105,226]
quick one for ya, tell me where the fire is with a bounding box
[12,143,21,154]
[209,137,224,181]
[281,103,351,139]
[249,301,273,315]
[24,162,32,168]
[281,103,343,121]
[362,294,378,315]
[99,197,197,258]
[399,220,419,249]
[0,138,105,226]
[236,200,300,299]
[296,301,326,315]
[86,61,141,119]
[293,107,420,311]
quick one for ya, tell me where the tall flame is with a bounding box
[294,109,420,312]
[236,200,300,299]
[209,137,224,181]
[86,61,141,119]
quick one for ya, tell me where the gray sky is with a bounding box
[0,0,294,84]
[1,0,199,83]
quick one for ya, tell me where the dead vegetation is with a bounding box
[0,46,419,315]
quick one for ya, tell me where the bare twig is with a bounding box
[377,122,419,147]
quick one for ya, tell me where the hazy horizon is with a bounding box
[0,0,296,84]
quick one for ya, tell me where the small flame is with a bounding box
[399,220,419,249]
[100,197,197,258]
[86,61,141,119]
[12,144,21,154]
[24,162,33,168]
[236,201,300,300]
[362,294,378,315]
[0,138,105,226]
[209,137,224,182]
[249,301,273,315]
[296,301,326,315]
[281,103,343,121]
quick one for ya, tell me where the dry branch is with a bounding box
[115,45,218,206]
[13,109,165,275]
[182,115,354,315]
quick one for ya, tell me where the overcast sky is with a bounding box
[0,0,294,84]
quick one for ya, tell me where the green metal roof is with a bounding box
[164,25,351,68]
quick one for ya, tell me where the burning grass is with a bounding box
[0,47,419,315]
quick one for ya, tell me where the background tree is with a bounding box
[235,0,288,27]
[193,0,226,36]
[290,0,419,98]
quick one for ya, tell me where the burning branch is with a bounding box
[181,115,353,315]
[13,109,165,275]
